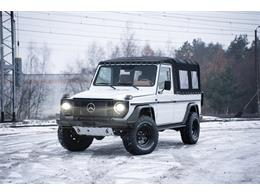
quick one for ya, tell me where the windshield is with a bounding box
[94,65,157,87]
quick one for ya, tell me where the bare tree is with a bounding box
[110,45,121,58]
[121,23,139,57]
[16,43,50,120]
[87,42,105,68]
[63,59,94,95]
[166,40,175,57]
[141,43,155,56]
[154,48,165,57]
[63,42,105,95]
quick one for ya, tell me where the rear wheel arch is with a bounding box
[183,103,199,124]
[190,104,199,114]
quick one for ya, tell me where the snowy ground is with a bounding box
[0,120,260,184]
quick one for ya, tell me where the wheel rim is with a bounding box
[191,119,200,139]
[68,128,81,143]
[136,124,153,147]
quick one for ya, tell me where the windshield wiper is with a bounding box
[132,85,139,90]
[117,82,139,90]
[96,83,116,90]
[110,85,116,90]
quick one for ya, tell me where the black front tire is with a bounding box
[58,126,94,151]
[122,116,159,155]
[180,112,200,144]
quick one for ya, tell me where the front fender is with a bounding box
[127,105,154,124]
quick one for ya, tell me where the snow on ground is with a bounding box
[0,120,57,128]
[0,120,260,183]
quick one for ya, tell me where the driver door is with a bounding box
[156,64,175,125]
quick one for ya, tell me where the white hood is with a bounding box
[71,86,155,100]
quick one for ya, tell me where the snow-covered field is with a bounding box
[0,120,260,184]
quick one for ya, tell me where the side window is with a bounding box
[158,66,171,90]
[179,70,189,89]
[191,71,199,89]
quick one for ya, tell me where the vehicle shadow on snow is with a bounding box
[73,139,188,157]
[88,141,129,157]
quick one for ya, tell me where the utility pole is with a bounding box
[0,12,4,122]
[256,26,260,117]
[0,11,16,122]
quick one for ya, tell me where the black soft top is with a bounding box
[99,56,199,66]
[99,56,201,94]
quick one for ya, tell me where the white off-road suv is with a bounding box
[57,57,202,155]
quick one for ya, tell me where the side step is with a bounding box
[157,123,186,131]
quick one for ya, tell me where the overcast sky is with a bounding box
[15,11,260,73]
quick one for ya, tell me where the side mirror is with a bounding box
[164,80,171,90]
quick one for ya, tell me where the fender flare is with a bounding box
[127,105,155,124]
[182,103,199,124]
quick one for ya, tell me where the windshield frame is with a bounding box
[92,64,158,87]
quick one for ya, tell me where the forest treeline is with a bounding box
[174,35,259,116]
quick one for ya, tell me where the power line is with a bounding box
[18,39,194,48]
[17,21,192,42]
[18,28,187,45]
[17,15,253,38]
[114,11,260,26]
[17,21,240,44]
[110,11,259,31]
[18,40,93,48]
[19,33,228,50]
[224,11,260,17]
[15,12,255,54]
[17,39,228,54]
[164,12,260,22]
[27,11,254,33]
[18,21,126,36]
[18,45,93,53]
[18,45,86,52]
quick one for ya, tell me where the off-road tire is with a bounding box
[180,112,200,144]
[122,116,158,155]
[58,126,94,151]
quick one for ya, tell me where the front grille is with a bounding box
[73,98,114,118]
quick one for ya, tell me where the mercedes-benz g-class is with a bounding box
[57,57,202,155]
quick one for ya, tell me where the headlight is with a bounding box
[61,102,72,110]
[113,102,126,114]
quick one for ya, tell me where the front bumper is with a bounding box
[57,116,134,128]
[57,117,135,136]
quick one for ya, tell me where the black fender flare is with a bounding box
[127,105,155,124]
[182,103,199,124]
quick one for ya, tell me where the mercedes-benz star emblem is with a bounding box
[87,103,95,113]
